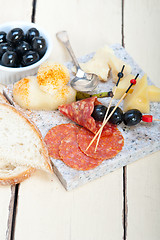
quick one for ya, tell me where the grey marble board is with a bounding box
[4,44,160,191]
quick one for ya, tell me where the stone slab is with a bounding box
[4,44,160,190]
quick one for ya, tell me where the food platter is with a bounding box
[4,44,160,190]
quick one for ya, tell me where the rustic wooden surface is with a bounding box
[0,0,160,239]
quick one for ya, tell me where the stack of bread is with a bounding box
[0,61,78,185]
[0,83,53,185]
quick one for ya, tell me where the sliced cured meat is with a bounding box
[59,132,103,171]
[58,96,114,136]
[77,127,124,160]
[44,123,80,159]
[95,121,117,137]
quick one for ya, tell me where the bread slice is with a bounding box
[0,92,35,185]
[0,103,52,185]
[0,164,35,185]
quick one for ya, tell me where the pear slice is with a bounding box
[123,74,150,113]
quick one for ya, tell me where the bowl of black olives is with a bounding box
[0,21,52,84]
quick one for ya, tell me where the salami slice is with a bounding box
[59,131,104,171]
[44,123,80,159]
[95,121,117,137]
[77,127,124,160]
[58,96,114,136]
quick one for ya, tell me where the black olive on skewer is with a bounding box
[91,105,107,121]
[123,109,142,126]
[108,106,124,125]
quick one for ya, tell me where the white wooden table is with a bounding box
[0,0,160,239]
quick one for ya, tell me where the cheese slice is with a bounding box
[123,74,150,113]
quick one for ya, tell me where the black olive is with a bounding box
[91,105,107,121]
[26,28,40,42]
[123,109,142,126]
[108,106,123,125]
[31,36,47,57]
[0,43,13,58]
[16,41,31,56]
[22,50,40,66]
[6,28,24,45]
[0,31,6,44]
[1,51,18,67]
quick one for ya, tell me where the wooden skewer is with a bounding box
[94,65,125,152]
[94,87,116,152]
[86,74,139,151]
[86,92,127,151]
[153,119,160,121]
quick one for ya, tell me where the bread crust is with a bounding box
[0,103,53,173]
[0,167,35,185]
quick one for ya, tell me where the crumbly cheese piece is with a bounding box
[78,45,132,82]
[108,54,132,82]
[79,45,113,81]
[123,74,150,113]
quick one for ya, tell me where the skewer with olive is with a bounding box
[91,105,149,126]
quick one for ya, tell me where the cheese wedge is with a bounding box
[148,85,160,102]
[113,74,135,99]
[123,74,150,113]
[80,45,112,81]
[108,54,132,82]
[79,45,132,82]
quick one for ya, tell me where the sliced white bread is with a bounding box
[0,103,53,185]
[0,91,36,185]
[0,92,34,185]
[0,164,35,185]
